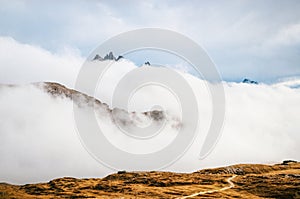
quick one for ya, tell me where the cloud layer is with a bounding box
[0,41,299,184]
[0,37,83,88]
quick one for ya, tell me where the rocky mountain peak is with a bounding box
[242,78,258,84]
[93,52,123,61]
[104,52,115,60]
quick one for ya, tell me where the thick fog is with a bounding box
[0,67,299,184]
[0,37,299,184]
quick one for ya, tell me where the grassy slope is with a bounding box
[0,161,299,199]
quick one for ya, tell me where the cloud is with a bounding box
[0,36,83,87]
[269,23,300,46]
[0,8,299,184]
[0,84,112,184]
[0,54,299,184]
[176,81,300,171]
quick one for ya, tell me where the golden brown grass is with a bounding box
[0,161,299,198]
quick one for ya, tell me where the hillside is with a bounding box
[0,161,299,198]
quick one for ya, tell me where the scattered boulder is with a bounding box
[282,160,298,165]
[118,170,126,174]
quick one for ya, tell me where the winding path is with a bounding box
[178,175,237,199]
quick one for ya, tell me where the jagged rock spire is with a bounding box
[93,54,103,61]
[93,52,123,61]
[242,78,258,84]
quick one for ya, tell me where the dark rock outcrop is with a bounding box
[116,55,124,61]
[242,78,258,84]
[93,54,103,61]
[104,52,116,60]
[93,52,123,61]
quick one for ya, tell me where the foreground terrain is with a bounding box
[0,161,299,198]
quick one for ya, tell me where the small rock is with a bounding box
[118,170,126,174]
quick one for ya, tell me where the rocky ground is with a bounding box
[0,161,299,198]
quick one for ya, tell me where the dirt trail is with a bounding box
[178,175,237,199]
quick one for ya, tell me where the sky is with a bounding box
[0,0,300,82]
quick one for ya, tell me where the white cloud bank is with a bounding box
[0,36,299,184]
[0,37,83,88]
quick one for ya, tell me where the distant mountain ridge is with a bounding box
[38,82,180,128]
